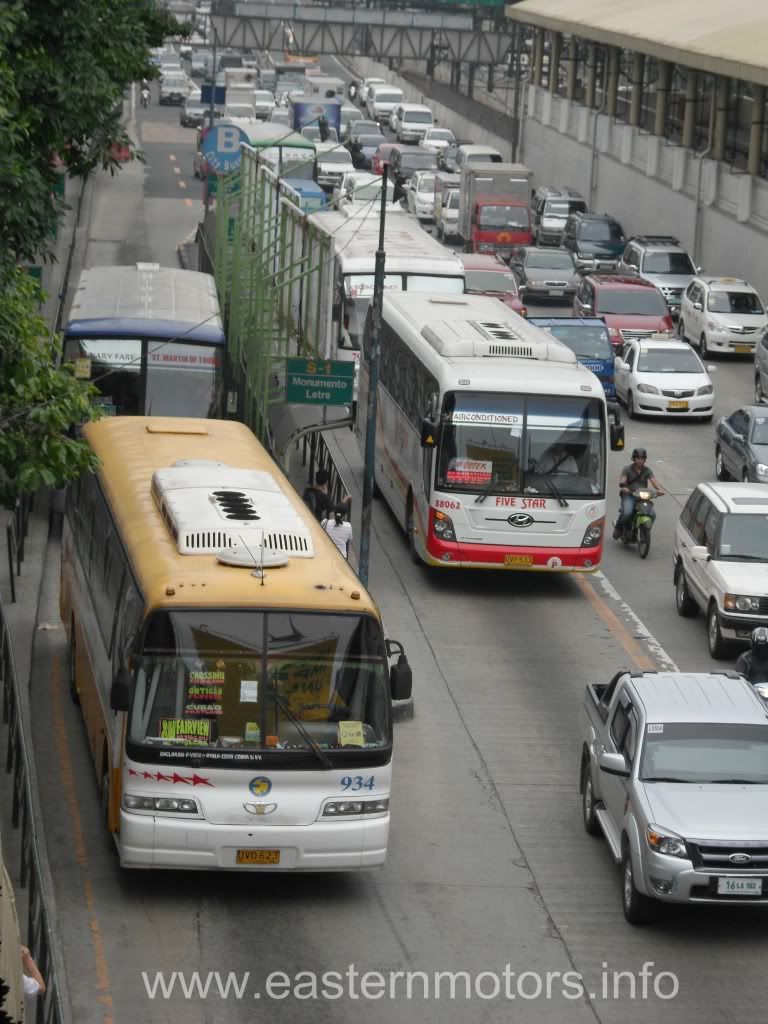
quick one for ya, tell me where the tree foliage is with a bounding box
[0,269,101,507]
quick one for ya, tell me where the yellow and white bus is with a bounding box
[61,417,411,871]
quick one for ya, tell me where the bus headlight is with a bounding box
[123,794,200,814]
[322,799,389,817]
[433,509,456,541]
[581,518,604,548]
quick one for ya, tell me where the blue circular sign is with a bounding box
[201,123,250,174]
[249,776,272,797]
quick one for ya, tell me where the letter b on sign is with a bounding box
[218,126,240,154]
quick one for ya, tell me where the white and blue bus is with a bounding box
[63,263,226,418]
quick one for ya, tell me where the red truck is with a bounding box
[458,162,533,259]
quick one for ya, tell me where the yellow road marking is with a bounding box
[51,653,114,1022]
[573,573,656,671]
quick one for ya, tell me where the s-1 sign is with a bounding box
[201,123,250,174]
[286,358,354,406]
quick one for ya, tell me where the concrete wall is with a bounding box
[521,86,768,297]
[350,56,515,161]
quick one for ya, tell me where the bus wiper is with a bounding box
[273,692,333,770]
[474,472,498,504]
[527,457,569,508]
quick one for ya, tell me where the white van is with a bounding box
[393,103,434,143]
[454,144,503,173]
[366,84,405,124]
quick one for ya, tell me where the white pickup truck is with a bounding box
[579,668,768,923]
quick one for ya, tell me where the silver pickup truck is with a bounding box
[579,669,768,923]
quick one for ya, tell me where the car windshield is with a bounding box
[253,92,273,103]
[598,289,667,316]
[436,393,605,498]
[707,290,764,314]
[636,348,703,373]
[404,111,433,123]
[642,252,695,274]
[428,129,454,141]
[478,205,529,228]
[127,611,390,766]
[751,415,768,444]
[401,154,437,172]
[447,190,460,209]
[640,724,768,784]
[717,513,768,561]
[349,181,387,202]
[417,175,435,192]
[526,251,575,270]
[545,200,586,217]
[374,93,402,103]
[545,325,613,360]
[579,220,623,241]
[464,270,516,294]
[359,135,385,148]
[352,122,379,136]
[320,150,351,164]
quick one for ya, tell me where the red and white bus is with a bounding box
[356,292,624,572]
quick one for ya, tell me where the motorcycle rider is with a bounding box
[735,627,768,683]
[613,447,665,539]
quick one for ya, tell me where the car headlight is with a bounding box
[724,593,761,612]
[707,320,726,333]
[696,384,714,395]
[757,463,768,477]
[581,518,604,548]
[123,794,200,814]
[433,509,456,541]
[637,383,660,394]
[576,252,593,260]
[322,798,389,817]
[646,824,689,859]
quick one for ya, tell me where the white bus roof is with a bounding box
[308,210,464,276]
[383,292,602,397]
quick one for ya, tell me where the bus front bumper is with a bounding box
[423,532,603,572]
[118,810,389,871]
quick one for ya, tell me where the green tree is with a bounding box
[0,0,187,501]
[0,269,101,507]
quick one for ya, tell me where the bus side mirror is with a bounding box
[110,667,132,712]
[420,417,438,448]
[332,302,342,322]
[610,421,625,452]
[386,640,412,701]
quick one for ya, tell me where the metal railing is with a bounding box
[4,495,33,605]
[0,597,65,1024]
[301,425,352,511]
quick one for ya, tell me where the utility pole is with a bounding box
[358,165,388,588]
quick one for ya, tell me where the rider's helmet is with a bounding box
[631,447,647,459]
[751,626,768,652]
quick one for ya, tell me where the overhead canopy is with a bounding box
[505,0,768,89]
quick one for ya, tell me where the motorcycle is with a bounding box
[140,87,150,109]
[614,489,661,559]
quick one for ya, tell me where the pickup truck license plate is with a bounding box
[504,554,533,566]
[549,289,564,297]
[734,344,752,353]
[236,849,280,865]
[667,400,688,409]
[717,876,762,895]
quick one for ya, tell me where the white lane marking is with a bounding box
[593,570,679,672]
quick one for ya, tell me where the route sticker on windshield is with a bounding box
[647,723,664,733]
[240,680,259,703]
[338,721,365,747]
[160,719,211,744]
[447,458,492,485]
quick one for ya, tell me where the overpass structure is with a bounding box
[210,2,513,64]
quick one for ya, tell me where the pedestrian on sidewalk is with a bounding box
[21,945,46,999]
[321,503,353,559]
[303,468,333,522]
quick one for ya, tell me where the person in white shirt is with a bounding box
[21,944,46,999]
[321,503,353,559]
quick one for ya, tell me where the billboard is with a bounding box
[291,99,341,133]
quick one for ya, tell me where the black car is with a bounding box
[346,120,380,148]
[351,133,386,170]
[438,139,471,173]
[715,406,768,483]
[561,211,626,273]
[388,144,438,191]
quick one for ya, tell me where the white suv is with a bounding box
[679,276,768,359]
[673,482,768,657]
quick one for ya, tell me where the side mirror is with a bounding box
[331,302,342,322]
[110,667,132,712]
[598,751,630,778]
[696,266,704,273]
[690,544,710,561]
[420,416,438,448]
[580,303,592,312]
[707,365,717,373]
[610,421,625,452]
[693,301,703,311]
[386,639,413,701]
[615,359,628,371]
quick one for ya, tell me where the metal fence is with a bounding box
[4,495,33,605]
[0,597,66,1024]
[301,426,352,513]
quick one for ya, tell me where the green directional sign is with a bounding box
[286,357,354,406]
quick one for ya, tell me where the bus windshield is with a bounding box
[437,393,605,498]
[128,611,390,764]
